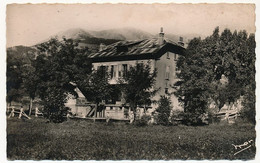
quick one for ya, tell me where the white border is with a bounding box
[1,0,259,163]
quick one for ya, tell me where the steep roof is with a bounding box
[88,38,185,62]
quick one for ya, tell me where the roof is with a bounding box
[88,38,185,62]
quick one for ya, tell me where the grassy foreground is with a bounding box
[7,117,255,160]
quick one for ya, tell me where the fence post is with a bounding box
[94,103,97,122]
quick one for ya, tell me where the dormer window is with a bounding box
[116,46,128,52]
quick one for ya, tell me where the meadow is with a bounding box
[7,117,255,160]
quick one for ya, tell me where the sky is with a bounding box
[6,3,255,47]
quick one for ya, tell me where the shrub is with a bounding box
[156,96,171,126]
[182,112,209,126]
[44,106,69,123]
[170,110,185,126]
[135,115,151,127]
[207,111,221,124]
[240,90,255,124]
[240,107,255,124]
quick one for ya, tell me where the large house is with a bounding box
[67,28,185,120]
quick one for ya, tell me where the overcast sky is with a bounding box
[6,3,255,47]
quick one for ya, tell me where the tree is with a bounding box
[174,27,256,124]
[240,34,256,124]
[119,63,158,120]
[6,48,26,106]
[76,67,113,121]
[174,37,212,123]
[34,38,86,122]
[21,55,39,115]
[156,96,172,126]
[7,45,39,109]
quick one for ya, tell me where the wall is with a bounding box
[105,106,127,119]
[93,59,155,84]
[88,54,183,113]
[153,52,183,111]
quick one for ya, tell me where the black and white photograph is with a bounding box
[2,0,258,161]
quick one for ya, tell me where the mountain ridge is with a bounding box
[7,27,202,58]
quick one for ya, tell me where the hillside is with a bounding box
[7,27,201,60]
[7,46,37,64]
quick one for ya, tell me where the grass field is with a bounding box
[7,117,255,160]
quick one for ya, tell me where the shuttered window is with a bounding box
[165,65,170,80]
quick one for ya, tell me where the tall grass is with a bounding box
[7,117,255,160]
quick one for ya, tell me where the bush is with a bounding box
[207,112,221,124]
[170,110,185,126]
[44,106,69,123]
[135,115,151,127]
[240,107,255,124]
[182,112,209,126]
[156,96,171,126]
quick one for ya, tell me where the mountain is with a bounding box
[8,28,203,58]
[54,28,93,40]
[41,27,154,51]
[91,27,154,40]
[40,27,201,49]
[52,27,153,41]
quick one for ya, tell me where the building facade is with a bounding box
[67,29,185,119]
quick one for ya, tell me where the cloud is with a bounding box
[6,3,255,47]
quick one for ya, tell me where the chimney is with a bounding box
[99,43,106,51]
[178,37,184,47]
[158,27,164,45]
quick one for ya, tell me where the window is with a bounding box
[98,65,107,78]
[110,65,118,79]
[175,66,179,72]
[165,65,170,80]
[118,65,123,78]
[110,65,114,79]
[137,62,144,68]
[113,65,118,78]
[123,64,128,78]
[174,53,178,61]
[118,65,121,78]
[116,46,128,52]
[166,52,170,59]
[165,88,169,94]
[165,81,169,94]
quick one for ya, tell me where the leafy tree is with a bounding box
[34,38,86,122]
[240,34,256,123]
[6,48,25,105]
[175,27,255,124]
[21,55,39,115]
[174,37,211,121]
[119,63,158,120]
[156,96,171,126]
[76,67,113,121]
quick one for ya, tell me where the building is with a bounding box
[67,28,185,120]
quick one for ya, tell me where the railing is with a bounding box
[215,109,239,123]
